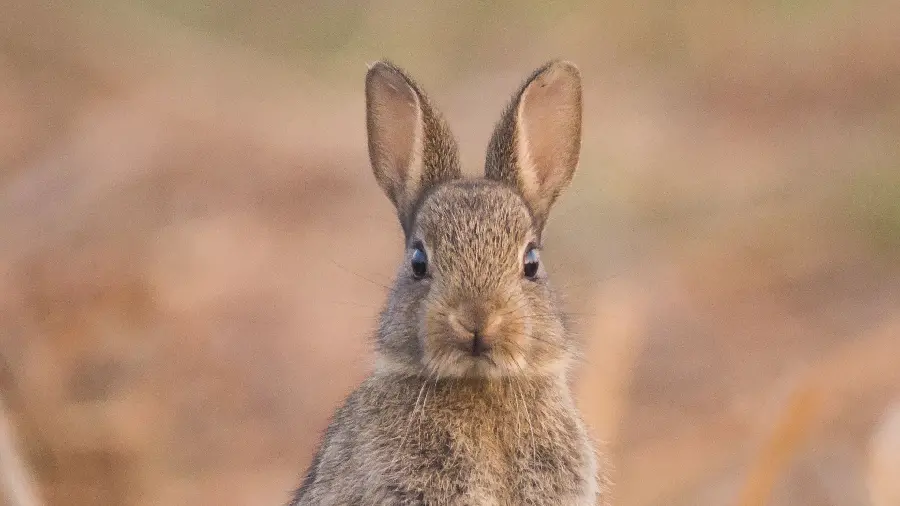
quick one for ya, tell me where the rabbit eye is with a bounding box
[523,244,540,279]
[410,242,428,279]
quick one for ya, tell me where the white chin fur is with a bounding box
[424,350,529,379]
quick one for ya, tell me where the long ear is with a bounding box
[485,60,582,233]
[366,61,461,233]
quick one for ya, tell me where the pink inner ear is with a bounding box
[518,64,582,192]
[367,65,422,201]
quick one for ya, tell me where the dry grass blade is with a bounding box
[0,394,44,506]
[868,401,900,506]
[736,381,823,506]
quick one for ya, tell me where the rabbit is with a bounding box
[290,59,607,506]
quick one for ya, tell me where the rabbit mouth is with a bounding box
[454,333,493,357]
[423,335,530,379]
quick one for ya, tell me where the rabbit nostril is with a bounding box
[448,310,494,356]
[471,333,491,356]
[448,312,475,337]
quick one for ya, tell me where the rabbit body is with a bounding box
[293,374,598,505]
[292,60,606,505]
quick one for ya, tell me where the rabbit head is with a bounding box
[367,60,582,379]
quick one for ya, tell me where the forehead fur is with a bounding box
[412,180,534,279]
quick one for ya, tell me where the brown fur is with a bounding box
[291,60,606,505]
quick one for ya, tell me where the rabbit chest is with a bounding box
[363,376,599,505]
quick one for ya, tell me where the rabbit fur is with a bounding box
[291,60,607,506]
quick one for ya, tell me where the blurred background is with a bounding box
[1,1,899,505]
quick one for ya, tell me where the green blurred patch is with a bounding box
[850,168,900,258]
[123,0,369,64]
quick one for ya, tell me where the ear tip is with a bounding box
[556,60,582,77]
[523,60,582,100]
[366,60,396,80]
[542,59,582,83]
[366,60,420,92]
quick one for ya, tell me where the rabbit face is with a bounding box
[400,180,569,378]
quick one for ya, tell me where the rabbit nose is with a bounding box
[471,333,491,356]
[448,307,502,356]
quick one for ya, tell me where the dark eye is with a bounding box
[523,244,540,279]
[411,242,428,279]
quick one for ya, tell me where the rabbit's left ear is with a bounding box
[485,61,582,234]
[366,61,461,234]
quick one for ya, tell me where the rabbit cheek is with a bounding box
[521,293,568,372]
[476,300,528,369]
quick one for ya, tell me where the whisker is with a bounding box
[393,379,428,469]
[513,373,537,464]
[329,259,393,291]
[327,300,382,310]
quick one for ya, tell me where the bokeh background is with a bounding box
[1,1,899,505]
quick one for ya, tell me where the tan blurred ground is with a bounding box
[1,1,899,505]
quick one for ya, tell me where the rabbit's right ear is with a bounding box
[366,61,461,233]
[485,61,582,235]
